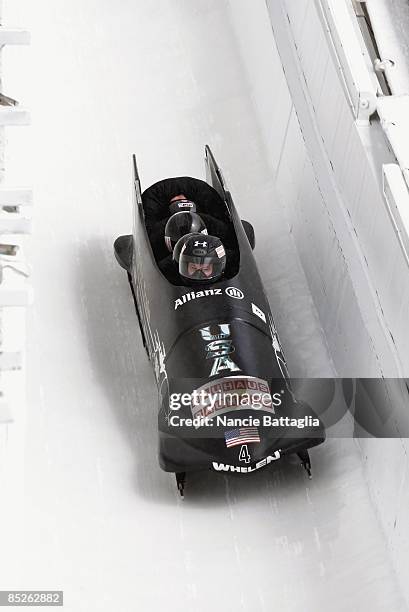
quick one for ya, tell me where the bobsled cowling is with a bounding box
[114,146,325,481]
[159,317,325,473]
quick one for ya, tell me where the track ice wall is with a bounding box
[228,0,408,378]
[227,0,409,605]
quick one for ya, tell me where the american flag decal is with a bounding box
[224,427,260,448]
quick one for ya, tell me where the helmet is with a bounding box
[173,233,193,266]
[164,212,207,252]
[169,198,197,215]
[178,234,226,283]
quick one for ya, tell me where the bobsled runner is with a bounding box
[114,146,325,497]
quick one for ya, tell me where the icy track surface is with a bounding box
[0,1,406,610]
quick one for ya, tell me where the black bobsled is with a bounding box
[114,146,325,496]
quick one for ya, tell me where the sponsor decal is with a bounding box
[199,324,240,377]
[215,245,225,258]
[225,427,260,448]
[177,200,194,209]
[174,287,245,309]
[251,302,266,323]
[175,288,222,310]
[191,375,278,420]
[169,199,197,213]
[225,287,244,299]
[212,450,281,473]
[194,240,207,247]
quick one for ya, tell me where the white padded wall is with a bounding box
[227,0,396,376]
[226,0,409,604]
[267,0,409,377]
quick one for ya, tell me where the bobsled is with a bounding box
[114,146,325,496]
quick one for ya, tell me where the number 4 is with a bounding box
[239,444,251,464]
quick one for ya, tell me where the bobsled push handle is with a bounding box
[132,154,143,212]
[204,145,228,202]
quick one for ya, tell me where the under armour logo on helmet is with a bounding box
[194,241,207,247]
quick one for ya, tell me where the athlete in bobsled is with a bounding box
[155,191,231,285]
[114,147,325,498]
[164,223,228,285]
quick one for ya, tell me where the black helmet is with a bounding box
[169,198,197,215]
[178,233,226,283]
[173,233,193,266]
[164,212,207,252]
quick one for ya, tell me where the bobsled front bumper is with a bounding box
[158,430,325,474]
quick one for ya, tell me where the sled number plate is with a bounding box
[239,444,251,464]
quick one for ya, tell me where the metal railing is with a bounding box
[314,0,379,123]
[0,20,31,424]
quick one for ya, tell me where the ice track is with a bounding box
[0,1,406,610]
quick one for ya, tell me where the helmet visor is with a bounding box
[180,255,225,281]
